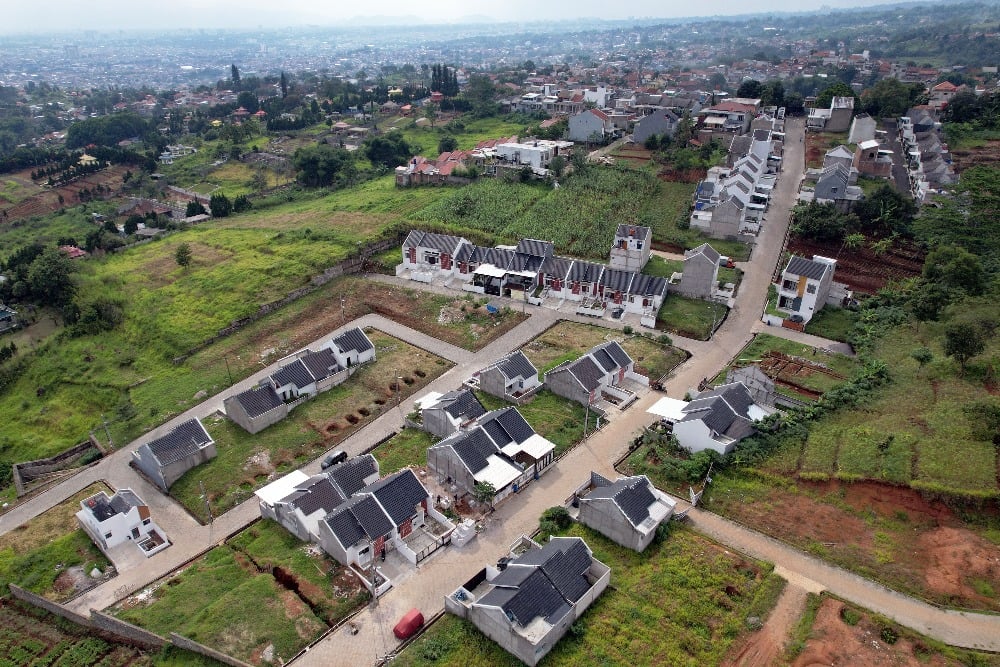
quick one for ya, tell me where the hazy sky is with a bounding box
[4,0,897,34]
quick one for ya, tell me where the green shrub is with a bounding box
[840,607,861,626]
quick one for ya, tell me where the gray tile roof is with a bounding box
[785,256,832,281]
[349,495,394,540]
[560,355,604,392]
[614,224,651,241]
[233,384,284,419]
[591,347,617,373]
[143,418,213,466]
[300,348,340,381]
[614,477,657,527]
[438,389,486,422]
[366,469,428,527]
[568,261,604,284]
[284,475,345,516]
[490,350,537,381]
[272,359,315,390]
[328,454,379,497]
[478,407,535,445]
[515,238,554,258]
[404,230,465,254]
[509,252,544,272]
[628,273,667,297]
[444,428,498,474]
[598,341,632,369]
[539,256,572,281]
[333,327,373,355]
[686,243,721,264]
[481,538,594,628]
[600,268,634,293]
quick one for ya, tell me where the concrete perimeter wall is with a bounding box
[171,633,254,667]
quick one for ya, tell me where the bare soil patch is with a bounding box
[950,140,1000,173]
[793,598,960,667]
[787,237,924,294]
[717,478,1000,611]
[724,583,806,667]
[0,166,130,222]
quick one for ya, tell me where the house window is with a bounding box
[143,518,151,525]
[104,532,113,539]
[636,242,643,249]
[806,284,817,294]
[782,280,797,291]
[831,187,838,193]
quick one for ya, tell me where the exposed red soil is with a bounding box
[0,166,132,222]
[793,598,960,667]
[950,140,1000,173]
[787,237,925,294]
[723,584,807,667]
[719,479,1000,611]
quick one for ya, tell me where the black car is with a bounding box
[321,450,347,469]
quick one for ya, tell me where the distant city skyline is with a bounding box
[4,0,904,35]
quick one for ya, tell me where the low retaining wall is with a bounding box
[90,610,166,649]
[171,633,254,667]
[13,437,101,497]
[8,584,92,629]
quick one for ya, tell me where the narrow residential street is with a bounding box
[5,115,1000,660]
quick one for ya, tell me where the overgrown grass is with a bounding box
[172,331,450,521]
[0,482,111,600]
[373,427,435,474]
[784,592,822,660]
[656,295,729,340]
[116,546,325,664]
[804,306,860,343]
[476,389,590,456]
[394,523,780,667]
[520,321,686,382]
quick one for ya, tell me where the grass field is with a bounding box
[114,520,368,661]
[373,427,435,474]
[804,306,860,343]
[656,295,729,341]
[0,482,111,601]
[758,322,999,495]
[394,522,783,667]
[0,599,220,667]
[392,115,529,154]
[520,320,687,381]
[172,330,451,521]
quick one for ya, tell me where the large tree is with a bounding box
[26,247,76,306]
[292,143,357,187]
[943,321,985,373]
[363,132,412,169]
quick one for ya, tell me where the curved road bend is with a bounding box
[6,116,999,654]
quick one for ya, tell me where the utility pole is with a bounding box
[200,480,214,545]
[224,355,233,385]
[341,297,346,323]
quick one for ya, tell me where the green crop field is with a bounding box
[759,323,1000,495]
[0,599,220,667]
[394,523,783,667]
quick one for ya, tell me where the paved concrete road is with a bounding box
[7,115,1000,658]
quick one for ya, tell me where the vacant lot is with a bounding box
[520,320,686,382]
[115,520,367,666]
[173,330,451,521]
[0,482,112,601]
[656,295,729,341]
[787,595,1000,666]
[394,523,783,667]
[0,598,218,667]
[803,305,860,343]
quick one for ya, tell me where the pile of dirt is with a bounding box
[793,598,954,667]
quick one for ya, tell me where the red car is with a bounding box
[393,608,425,640]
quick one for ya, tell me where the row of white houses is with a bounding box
[399,231,668,318]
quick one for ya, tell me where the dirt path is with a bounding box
[725,583,808,667]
